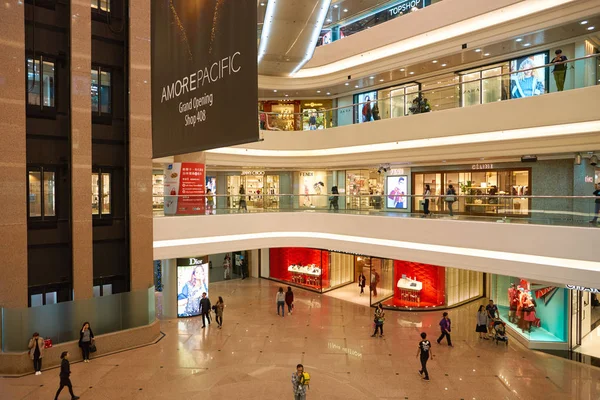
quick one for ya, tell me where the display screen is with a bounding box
[177,258,209,318]
[510,52,548,98]
[151,0,258,158]
[206,176,216,193]
[354,91,378,123]
[386,175,408,209]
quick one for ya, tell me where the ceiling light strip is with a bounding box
[290,0,333,75]
[258,0,278,63]
[206,121,600,158]
[154,231,600,271]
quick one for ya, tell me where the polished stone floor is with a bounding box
[2,278,600,399]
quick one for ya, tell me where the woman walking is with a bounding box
[358,272,366,296]
[422,184,431,217]
[54,352,79,400]
[371,303,385,338]
[285,286,294,315]
[79,322,94,363]
[476,305,489,340]
[276,287,286,317]
[28,332,45,375]
[215,296,224,328]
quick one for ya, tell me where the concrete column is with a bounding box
[161,259,178,319]
[129,0,154,291]
[249,249,259,278]
[260,248,270,278]
[573,158,596,220]
[70,0,93,300]
[0,0,28,309]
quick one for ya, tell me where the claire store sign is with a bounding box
[566,284,600,293]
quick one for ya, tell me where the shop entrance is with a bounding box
[570,289,600,358]
[226,173,280,210]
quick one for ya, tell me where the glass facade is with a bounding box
[28,169,55,219]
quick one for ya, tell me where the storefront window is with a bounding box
[413,167,530,215]
[28,169,55,219]
[27,57,55,108]
[354,91,379,123]
[226,172,280,210]
[490,275,567,342]
[460,64,508,107]
[295,171,328,208]
[346,170,383,210]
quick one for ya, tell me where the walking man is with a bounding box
[417,332,434,381]
[200,292,211,328]
[292,363,308,400]
[437,312,453,346]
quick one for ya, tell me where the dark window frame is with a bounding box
[91,0,111,13]
[91,65,113,122]
[27,166,58,221]
[26,55,57,116]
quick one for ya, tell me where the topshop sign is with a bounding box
[387,0,423,16]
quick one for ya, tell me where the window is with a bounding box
[28,168,56,219]
[27,57,55,108]
[92,170,111,215]
[91,67,111,115]
[91,0,110,12]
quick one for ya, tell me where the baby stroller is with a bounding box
[492,319,509,346]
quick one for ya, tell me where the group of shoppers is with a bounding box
[277,287,295,316]
[421,184,457,217]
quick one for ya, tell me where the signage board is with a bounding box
[164,163,205,215]
[151,0,258,157]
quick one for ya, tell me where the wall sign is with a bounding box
[241,171,265,176]
[164,163,205,215]
[304,102,324,108]
[472,163,494,170]
[585,175,594,183]
[386,0,424,17]
[151,0,258,158]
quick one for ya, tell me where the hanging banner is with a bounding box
[151,0,258,158]
[164,163,205,215]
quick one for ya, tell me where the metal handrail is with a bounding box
[259,53,599,116]
[153,194,598,199]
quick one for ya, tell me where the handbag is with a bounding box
[89,343,97,353]
[43,338,53,349]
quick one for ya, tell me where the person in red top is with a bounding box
[285,286,294,315]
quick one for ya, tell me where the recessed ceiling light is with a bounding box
[442,160,447,163]
[409,71,414,75]
[441,63,447,67]
[317,90,321,93]
[587,26,595,30]
[379,79,384,82]
[343,8,348,12]
[326,92,331,95]
[581,20,588,25]
[354,85,359,88]
[432,60,438,63]
[326,18,332,22]
[273,89,277,92]
[260,2,265,6]
[484,53,490,56]
[475,49,481,52]
[285,94,289,97]
[344,82,349,86]
[523,43,531,47]
[400,68,405,72]
[333,4,338,8]
[515,38,523,42]
[369,76,374,79]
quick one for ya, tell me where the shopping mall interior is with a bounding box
[1,0,600,398]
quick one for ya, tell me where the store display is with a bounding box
[152,173,165,211]
[177,258,209,318]
[296,171,328,208]
[346,170,384,210]
[397,276,423,305]
[288,264,322,286]
[386,175,408,209]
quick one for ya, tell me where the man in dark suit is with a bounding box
[200,292,211,328]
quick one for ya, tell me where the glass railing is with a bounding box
[1,286,155,352]
[153,194,600,228]
[258,54,600,132]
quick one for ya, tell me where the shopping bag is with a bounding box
[44,339,53,349]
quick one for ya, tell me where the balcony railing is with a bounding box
[153,194,600,228]
[258,54,600,132]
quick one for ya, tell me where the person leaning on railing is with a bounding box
[590,183,600,225]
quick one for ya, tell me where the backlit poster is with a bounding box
[177,257,209,318]
[164,162,205,215]
[297,171,328,208]
[354,91,379,123]
[510,52,548,98]
[151,0,258,158]
[386,176,408,209]
[206,176,216,193]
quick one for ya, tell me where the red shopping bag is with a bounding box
[44,339,53,349]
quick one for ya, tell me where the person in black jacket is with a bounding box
[79,322,94,363]
[54,351,79,400]
[200,292,211,328]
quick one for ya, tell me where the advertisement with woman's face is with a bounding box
[510,53,547,98]
[177,260,209,317]
[386,176,408,209]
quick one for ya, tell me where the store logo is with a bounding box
[566,284,600,293]
[472,163,494,170]
[241,170,264,176]
[304,102,323,107]
[300,172,314,176]
[585,175,594,183]
[189,258,204,265]
[387,0,422,16]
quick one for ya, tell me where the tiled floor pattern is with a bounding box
[2,278,600,399]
